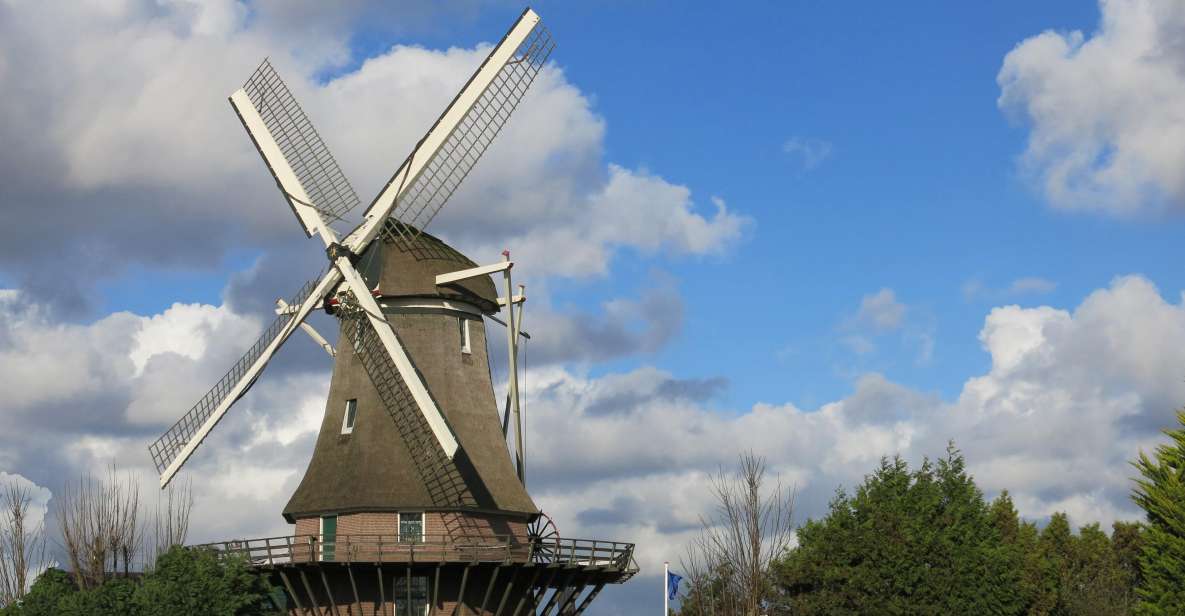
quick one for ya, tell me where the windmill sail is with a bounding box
[148,271,336,486]
[341,312,477,509]
[239,59,361,227]
[359,9,554,247]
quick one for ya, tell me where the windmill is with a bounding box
[146,8,636,615]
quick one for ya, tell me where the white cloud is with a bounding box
[855,288,906,332]
[521,275,1184,581]
[964,276,1058,301]
[782,136,833,170]
[0,1,746,309]
[998,0,1185,213]
[0,472,52,532]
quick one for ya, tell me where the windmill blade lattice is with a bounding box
[381,20,554,245]
[147,273,326,475]
[243,60,361,225]
[339,304,478,513]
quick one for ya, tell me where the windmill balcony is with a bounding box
[196,534,637,574]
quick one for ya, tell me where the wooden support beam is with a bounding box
[451,565,472,616]
[435,261,512,286]
[479,566,502,614]
[319,568,342,616]
[346,565,362,616]
[538,571,574,616]
[278,570,311,616]
[432,565,442,614]
[572,583,606,615]
[509,567,544,616]
[556,575,591,616]
[377,567,387,616]
[493,567,520,616]
[299,570,324,616]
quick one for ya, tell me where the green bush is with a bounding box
[3,547,278,616]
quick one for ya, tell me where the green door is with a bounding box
[321,515,337,561]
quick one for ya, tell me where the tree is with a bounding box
[774,444,1021,615]
[1131,409,1185,614]
[0,479,50,607]
[134,546,277,616]
[678,452,795,616]
[0,568,75,616]
[56,467,141,589]
[2,548,279,616]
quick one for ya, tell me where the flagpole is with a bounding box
[664,561,670,615]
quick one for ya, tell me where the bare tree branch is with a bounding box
[0,478,50,606]
[679,452,795,616]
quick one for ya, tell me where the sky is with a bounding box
[3,0,1185,613]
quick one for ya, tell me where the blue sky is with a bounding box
[6,1,1185,614]
[94,0,1182,408]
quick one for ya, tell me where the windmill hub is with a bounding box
[147,8,636,615]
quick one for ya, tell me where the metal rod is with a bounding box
[486,313,531,339]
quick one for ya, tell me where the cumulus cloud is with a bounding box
[523,275,1185,590]
[0,1,745,314]
[0,291,330,544]
[998,0,1185,213]
[2,272,1183,612]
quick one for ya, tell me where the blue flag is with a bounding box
[667,570,683,601]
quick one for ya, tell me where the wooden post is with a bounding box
[501,252,525,486]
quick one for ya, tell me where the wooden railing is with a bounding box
[195,534,635,571]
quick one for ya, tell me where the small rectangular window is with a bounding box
[459,318,471,354]
[394,576,429,615]
[341,399,357,434]
[399,512,424,543]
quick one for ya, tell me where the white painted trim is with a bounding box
[277,299,335,357]
[435,261,512,286]
[229,89,324,238]
[459,318,471,355]
[397,511,426,543]
[378,298,483,316]
[343,9,542,253]
[341,398,357,435]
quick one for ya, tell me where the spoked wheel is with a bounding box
[527,511,561,563]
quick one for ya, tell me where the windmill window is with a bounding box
[341,399,357,434]
[459,318,471,354]
[399,512,424,543]
[394,576,429,615]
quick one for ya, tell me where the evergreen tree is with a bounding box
[775,445,1019,615]
[1131,409,1185,615]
